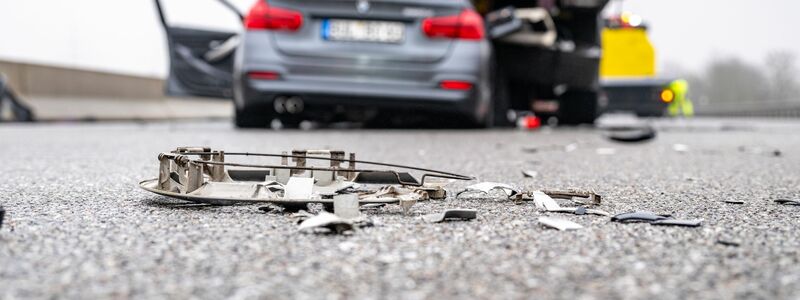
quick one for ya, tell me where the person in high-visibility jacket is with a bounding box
[664,79,694,117]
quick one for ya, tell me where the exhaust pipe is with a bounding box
[285,96,304,114]
[273,96,287,114]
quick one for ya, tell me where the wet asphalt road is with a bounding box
[1,117,800,299]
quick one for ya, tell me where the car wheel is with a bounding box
[234,106,271,128]
[558,89,598,125]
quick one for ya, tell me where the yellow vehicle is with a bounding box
[600,12,693,117]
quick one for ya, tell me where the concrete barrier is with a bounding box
[0,60,231,121]
[0,60,165,100]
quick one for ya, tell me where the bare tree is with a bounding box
[704,57,768,103]
[764,50,800,101]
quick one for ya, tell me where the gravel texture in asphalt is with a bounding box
[1,118,799,299]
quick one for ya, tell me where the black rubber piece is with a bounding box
[606,126,657,143]
[775,199,800,205]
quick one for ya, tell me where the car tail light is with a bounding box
[439,80,473,90]
[248,71,281,80]
[244,1,303,31]
[422,9,485,40]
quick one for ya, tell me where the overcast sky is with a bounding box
[1,0,798,78]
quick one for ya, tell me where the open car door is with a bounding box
[154,0,242,99]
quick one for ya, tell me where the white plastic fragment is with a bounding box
[463,182,519,197]
[532,191,561,211]
[297,212,354,234]
[333,194,361,219]
[284,177,314,199]
[595,148,617,155]
[538,217,583,231]
[672,144,689,152]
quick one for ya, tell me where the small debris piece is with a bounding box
[738,146,782,157]
[538,217,583,231]
[548,207,611,216]
[574,206,586,215]
[360,203,386,210]
[717,239,741,247]
[333,194,361,219]
[460,182,519,197]
[542,190,602,206]
[284,177,314,199]
[611,211,670,223]
[0,205,4,229]
[672,144,689,153]
[564,144,578,152]
[723,199,745,204]
[298,212,355,234]
[775,199,800,206]
[258,205,283,213]
[651,219,704,227]
[532,191,561,211]
[522,170,538,178]
[422,209,478,223]
[595,148,617,155]
[605,125,657,143]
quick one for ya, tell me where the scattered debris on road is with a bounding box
[521,170,538,178]
[723,199,745,204]
[0,205,4,229]
[422,209,477,223]
[538,217,583,231]
[774,199,800,206]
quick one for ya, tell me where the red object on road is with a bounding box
[517,115,541,130]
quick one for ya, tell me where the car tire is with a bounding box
[487,57,514,128]
[234,106,271,128]
[558,89,598,125]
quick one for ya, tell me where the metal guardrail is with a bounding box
[694,100,800,118]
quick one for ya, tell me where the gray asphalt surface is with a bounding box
[1,117,800,299]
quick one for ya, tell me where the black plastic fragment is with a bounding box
[0,205,4,229]
[723,199,745,204]
[717,239,740,247]
[611,211,670,223]
[605,126,657,143]
[353,171,419,185]
[651,219,703,227]
[775,199,800,206]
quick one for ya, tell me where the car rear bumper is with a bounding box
[238,77,485,122]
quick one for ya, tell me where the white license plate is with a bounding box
[323,19,405,43]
